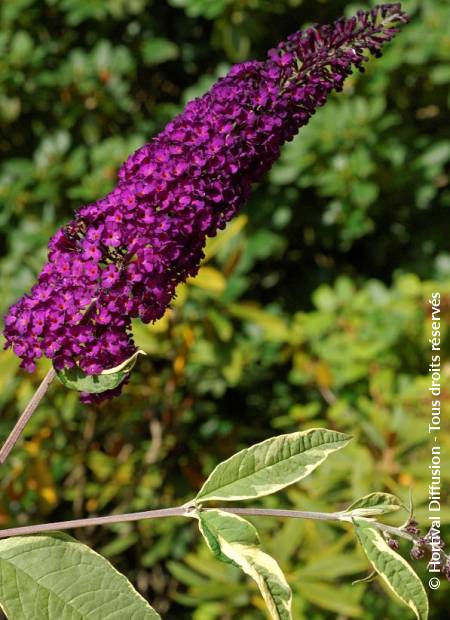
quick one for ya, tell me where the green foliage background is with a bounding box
[0,0,449,618]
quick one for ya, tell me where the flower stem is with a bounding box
[0,367,56,465]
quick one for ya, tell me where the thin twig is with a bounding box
[0,504,415,542]
[318,386,337,405]
[144,417,163,465]
[0,367,56,465]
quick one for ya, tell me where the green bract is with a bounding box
[55,350,145,394]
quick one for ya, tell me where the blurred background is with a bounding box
[0,0,449,618]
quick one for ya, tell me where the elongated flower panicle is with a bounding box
[3,5,408,402]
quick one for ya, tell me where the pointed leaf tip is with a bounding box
[196,428,351,503]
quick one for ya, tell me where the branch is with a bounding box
[220,507,416,543]
[0,367,56,465]
[0,506,188,539]
[0,504,415,543]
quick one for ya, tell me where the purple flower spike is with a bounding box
[3,4,408,402]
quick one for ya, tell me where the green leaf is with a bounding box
[141,38,178,65]
[203,214,247,261]
[354,520,429,620]
[198,509,260,564]
[0,533,161,619]
[197,510,292,620]
[224,544,292,620]
[228,303,289,341]
[100,350,146,375]
[298,581,363,617]
[195,428,351,502]
[188,266,227,293]
[345,493,405,517]
[55,349,145,394]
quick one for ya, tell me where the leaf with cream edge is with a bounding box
[197,509,292,620]
[345,492,405,517]
[354,520,429,620]
[195,428,351,502]
[197,508,260,564]
[0,533,161,620]
[55,350,146,394]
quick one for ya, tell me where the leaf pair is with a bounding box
[192,431,429,620]
[193,427,351,620]
[340,493,428,620]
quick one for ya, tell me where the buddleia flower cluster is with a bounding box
[3,4,408,402]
